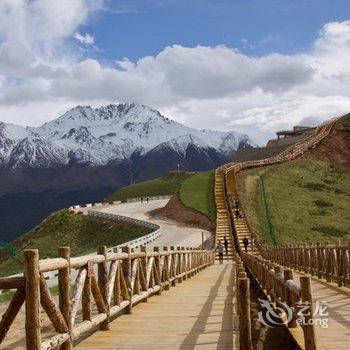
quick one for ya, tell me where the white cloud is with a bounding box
[74,32,96,47]
[0,3,349,144]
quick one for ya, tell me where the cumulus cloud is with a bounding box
[0,2,349,143]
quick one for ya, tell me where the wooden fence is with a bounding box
[216,115,346,350]
[261,243,350,287]
[0,245,214,349]
[242,253,317,350]
[222,113,342,175]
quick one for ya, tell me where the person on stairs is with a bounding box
[235,209,240,219]
[250,235,255,252]
[224,236,228,255]
[242,237,249,253]
[215,240,225,264]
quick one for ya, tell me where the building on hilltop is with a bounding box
[232,125,316,162]
[266,125,316,148]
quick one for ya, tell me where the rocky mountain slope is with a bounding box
[0,103,255,242]
[1,103,254,169]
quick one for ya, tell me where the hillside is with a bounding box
[107,171,195,202]
[237,115,350,245]
[0,209,151,277]
[151,170,216,232]
[107,170,216,222]
[179,171,216,222]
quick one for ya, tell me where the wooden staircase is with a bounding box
[225,170,255,254]
[214,169,235,260]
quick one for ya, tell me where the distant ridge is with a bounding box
[0,103,256,169]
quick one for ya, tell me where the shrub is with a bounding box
[311,225,347,237]
[313,199,333,207]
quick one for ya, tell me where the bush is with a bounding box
[313,199,333,207]
[311,225,347,237]
[300,182,327,191]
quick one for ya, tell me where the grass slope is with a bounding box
[107,171,195,202]
[179,171,216,221]
[0,209,150,277]
[237,160,350,245]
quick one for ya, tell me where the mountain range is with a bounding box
[1,103,254,169]
[0,103,255,241]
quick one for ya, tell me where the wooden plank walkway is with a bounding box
[76,262,238,350]
[292,271,350,350]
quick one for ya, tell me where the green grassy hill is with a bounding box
[0,209,150,277]
[179,171,216,221]
[108,170,216,221]
[0,170,217,279]
[237,160,350,245]
[107,171,195,202]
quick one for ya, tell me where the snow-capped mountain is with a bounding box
[0,103,255,168]
[0,103,256,242]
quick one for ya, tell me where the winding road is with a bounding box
[88,199,212,248]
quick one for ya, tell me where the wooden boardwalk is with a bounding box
[292,271,350,350]
[76,262,238,350]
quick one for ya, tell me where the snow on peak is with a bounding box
[154,134,211,156]
[0,103,255,167]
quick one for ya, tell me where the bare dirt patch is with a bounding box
[149,190,215,233]
[301,116,350,171]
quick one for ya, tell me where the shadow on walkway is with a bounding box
[179,263,234,350]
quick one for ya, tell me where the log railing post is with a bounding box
[300,276,317,350]
[238,278,252,350]
[284,269,297,328]
[140,246,149,300]
[97,246,109,330]
[122,246,133,313]
[153,247,162,295]
[58,247,72,350]
[182,247,188,280]
[316,242,322,279]
[325,242,331,282]
[24,249,41,350]
[163,246,170,290]
[336,240,342,287]
[177,247,183,283]
[170,246,176,286]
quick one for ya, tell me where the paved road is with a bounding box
[92,199,212,248]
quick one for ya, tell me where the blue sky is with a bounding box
[0,0,350,143]
[86,0,350,60]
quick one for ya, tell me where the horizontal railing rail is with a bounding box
[1,210,162,287]
[0,245,215,349]
[242,253,317,350]
[126,195,172,203]
[261,243,350,287]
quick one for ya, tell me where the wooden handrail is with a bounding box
[0,245,215,349]
[242,253,317,350]
[214,115,345,350]
[261,243,350,287]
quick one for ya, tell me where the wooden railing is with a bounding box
[261,243,350,287]
[216,116,346,350]
[222,114,343,174]
[0,245,214,349]
[242,253,317,350]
